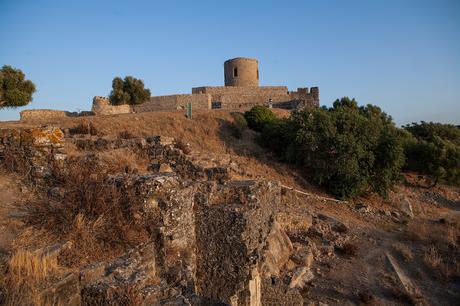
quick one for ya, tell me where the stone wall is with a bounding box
[91,96,132,115]
[192,86,288,96]
[20,109,68,121]
[0,127,65,183]
[133,93,211,112]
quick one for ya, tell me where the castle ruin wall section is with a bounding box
[133,94,211,113]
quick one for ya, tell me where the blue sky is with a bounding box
[1,0,459,125]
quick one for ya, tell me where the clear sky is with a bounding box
[0,0,459,125]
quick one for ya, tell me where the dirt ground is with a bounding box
[1,110,459,305]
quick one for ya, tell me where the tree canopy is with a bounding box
[109,76,151,106]
[0,65,36,108]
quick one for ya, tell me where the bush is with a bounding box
[258,97,405,199]
[109,76,151,106]
[69,122,99,135]
[229,113,248,138]
[0,65,36,108]
[244,106,278,132]
[403,122,460,186]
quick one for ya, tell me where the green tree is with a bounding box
[109,76,151,105]
[244,106,278,132]
[256,97,405,199]
[0,65,36,108]
[403,122,460,186]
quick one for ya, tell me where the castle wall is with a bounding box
[133,94,211,113]
[192,86,288,96]
[92,96,132,115]
[20,109,68,121]
[219,94,292,110]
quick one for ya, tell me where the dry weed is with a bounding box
[1,248,62,306]
[7,249,59,284]
[392,243,414,261]
[22,157,153,267]
[69,121,99,135]
[424,245,442,268]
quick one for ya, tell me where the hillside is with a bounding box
[0,110,459,305]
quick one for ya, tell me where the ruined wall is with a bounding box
[0,127,306,305]
[287,87,319,108]
[20,109,68,121]
[133,94,211,112]
[91,96,132,115]
[0,127,65,183]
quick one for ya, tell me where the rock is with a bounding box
[40,273,81,306]
[355,203,372,214]
[289,266,314,289]
[285,259,297,271]
[290,248,314,268]
[262,277,304,306]
[261,221,293,277]
[159,163,173,173]
[400,197,414,218]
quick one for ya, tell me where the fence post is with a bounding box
[186,102,193,119]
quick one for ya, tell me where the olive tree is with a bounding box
[109,76,151,105]
[0,65,36,108]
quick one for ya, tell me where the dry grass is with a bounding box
[7,249,59,284]
[21,156,154,267]
[1,146,33,180]
[69,121,99,135]
[424,245,442,268]
[1,248,62,306]
[118,130,138,139]
[392,243,414,262]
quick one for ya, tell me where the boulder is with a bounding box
[261,221,293,277]
[289,266,314,289]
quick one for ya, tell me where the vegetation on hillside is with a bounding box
[0,65,36,109]
[403,122,460,186]
[244,105,278,132]
[109,76,151,106]
[246,99,459,198]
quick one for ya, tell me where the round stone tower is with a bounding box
[224,57,259,87]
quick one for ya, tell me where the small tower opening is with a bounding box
[233,67,238,77]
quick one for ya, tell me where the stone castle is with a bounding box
[92,57,319,115]
[19,57,320,120]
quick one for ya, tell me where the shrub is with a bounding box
[0,65,36,108]
[109,76,151,106]
[403,122,460,186]
[244,106,278,132]
[69,121,98,135]
[175,138,191,155]
[258,97,405,199]
[229,113,248,138]
[23,156,153,267]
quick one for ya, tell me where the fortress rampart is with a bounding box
[89,57,319,116]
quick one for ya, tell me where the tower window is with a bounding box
[234,67,238,77]
[257,69,259,79]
